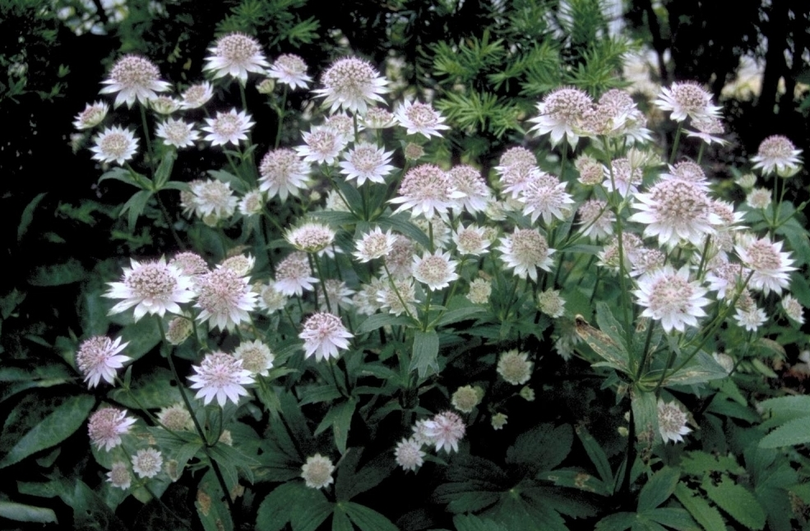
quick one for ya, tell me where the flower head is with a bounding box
[149,95,180,115]
[735,237,796,295]
[537,289,565,318]
[603,158,642,197]
[74,101,109,130]
[156,118,199,148]
[275,252,317,296]
[259,148,310,201]
[362,107,395,129]
[782,295,805,325]
[657,400,691,443]
[187,179,238,222]
[88,408,136,452]
[654,81,720,122]
[394,100,449,138]
[258,283,287,313]
[195,267,257,331]
[390,164,455,218]
[313,57,388,114]
[413,250,458,291]
[395,438,425,472]
[449,165,492,214]
[238,189,265,217]
[377,279,417,317]
[286,223,335,255]
[491,413,508,430]
[354,227,396,262]
[528,87,593,147]
[497,228,555,282]
[467,278,491,304]
[746,188,771,210]
[91,125,138,165]
[453,224,491,256]
[105,258,195,321]
[751,135,803,177]
[203,108,255,147]
[267,54,311,90]
[157,403,193,431]
[300,312,353,362]
[204,33,269,84]
[339,143,396,186]
[100,55,170,108]
[423,411,466,453]
[301,454,334,489]
[233,340,275,376]
[452,385,483,413]
[107,462,132,490]
[634,266,710,333]
[76,336,130,388]
[188,352,254,406]
[295,127,347,164]
[131,448,163,479]
[180,82,214,109]
[577,199,614,241]
[520,174,574,224]
[497,350,533,385]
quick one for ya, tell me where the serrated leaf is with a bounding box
[632,389,659,446]
[643,507,699,531]
[311,210,359,226]
[18,192,47,241]
[332,505,353,531]
[703,476,765,530]
[121,190,152,231]
[674,483,726,531]
[759,416,810,448]
[300,385,342,405]
[154,149,176,189]
[410,329,440,377]
[489,495,568,531]
[28,258,87,286]
[109,367,181,409]
[356,313,413,333]
[315,399,356,454]
[453,514,509,531]
[0,394,94,469]
[758,395,810,425]
[576,426,613,487]
[662,351,729,386]
[435,306,485,327]
[574,313,630,374]
[506,423,572,473]
[257,483,330,531]
[638,467,680,512]
[0,501,57,523]
[99,167,142,188]
[595,512,636,531]
[344,502,398,531]
[335,449,396,502]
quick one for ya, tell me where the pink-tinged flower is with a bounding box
[320,279,355,312]
[449,165,492,214]
[274,252,318,296]
[295,127,347,165]
[100,55,170,108]
[389,164,456,219]
[88,408,136,452]
[577,199,614,241]
[339,143,396,186]
[267,54,311,90]
[73,101,109,130]
[300,312,353,362]
[528,87,593,147]
[184,179,239,222]
[686,116,728,146]
[423,411,466,453]
[734,304,767,332]
[195,267,257,331]
[131,448,163,479]
[203,33,269,84]
[362,107,395,129]
[259,148,310,201]
[499,163,543,199]
[313,57,388,114]
[301,454,335,489]
[496,147,536,170]
[107,462,131,490]
[634,266,710,333]
[180,82,214,110]
[156,118,199,149]
[105,258,195,321]
[233,340,275,376]
[394,100,449,138]
[203,108,255,147]
[76,336,130,388]
[354,227,397,262]
[751,135,803,177]
[453,224,491,256]
[519,173,574,225]
[90,125,138,165]
[781,295,805,325]
[653,81,721,122]
[413,250,458,291]
[657,400,691,443]
[395,438,425,472]
[735,237,797,295]
[603,158,642,197]
[188,351,254,407]
[497,228,555,282]
[285,223,335,255]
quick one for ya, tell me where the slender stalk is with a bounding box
[139,105,154,173]
[668,123,683,165]
[155,192,185,250]
[274,86,288,149]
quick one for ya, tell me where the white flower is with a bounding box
[497,228,555,282]
[394,100,449,138]
[203,108,255,147]
[686,116,728,145]
[157,403,193,431]
[301,454,334,489]
[267,54,311,90]
[76,336,130,388]
[313,57,388,114]
[74,101,109,129]
[88,408,136,452]
[751,135,803,177]
[257,283,287,313]
[238,189,264,217]
[100,55,170,108]
[195,268,257,331]
[453,224,490,256]
[275,252,318,296]
[423,411,466,453]
[537,289,565,318]
[497,350,533,385]
[734,305,767,332]
[187,179,238,221]
[156,118,199,148]
[295,127,347,164]
[603,158,642,198]
[781,294,805,325]
[634,266,710,333]
[354,227,397,262]
[528,87,593,147]
[203,33,269,84]
[746,188,771,210]
[104,258,195,321]
[149,95,181,115]
[339,143,396,186]
[90,125,138,165]
[131,448,163,479]
[300,312,353,362]
[320,279,355,312]
[377,278,417,317]
[286,223,335,255]
[362,107,395,129]
[389,164,456,219]
[657,400,691,443]
[467,278,491,304]
[735,237,797,296]
[577,200,614,241]
[653,81,721,122]
[451,385,482,413]
[519,174,574,225]
[395,438,425,472]
[413,250,458,291]
[233,340,275,376]
[491,413,508,430]
[180,82,214,109]
[259,148,310,201]
[449,165,492,214]
[188,352,254,407]
[107,462,131,490]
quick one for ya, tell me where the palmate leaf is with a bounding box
[343,502,398,531]
[335,448,396,502]
[702,475,766,530]
[256,483,333,531]
[574,310,630,375]
[410,330,440,377]
[485,494,568,531]
[453,514,510,531]
[759,416,810,448]
[506,423,572,473]
[638,467,680,512]
[674,483,726,531]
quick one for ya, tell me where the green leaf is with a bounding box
[576,426,614,487]
[594,512,636,531]
[377,213,431,248]
[506,423,572,473]
[356,313,414,333]
[703,476,765,530]
[315,399,356,454]
[574,312,630,374]
[120,190,153,231]
[208,169,246,194]
[332,505,353,531]
[99,167,143,188]
[300,384,343,405]
[154,149,176,189]
[0,394,94,468]
[638,467,680,512]
[119,316,162,359]
[632,389,660,446]
[454,514,510,531]
[195,478,233,531]
[643,508,699,531]
[109,367,181,409]
[662,351,729,386]
[344,502,398,531]
[758,395,810,426]
[759,416,810,448]
[674,483,726,531]
[410,329,440,377]
[335,448,396,502]
[28,258,87,286]
[311,210,359,226]
[0,500,57,523]
[435,306,485,327]
[18,192,47,241]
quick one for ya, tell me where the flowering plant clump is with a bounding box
[8,7,810,530]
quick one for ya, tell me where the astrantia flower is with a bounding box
[394,100,450,138]
[453,224,490,256]
[377,278,416,317]
[339,142,396,185]
[323,114,355,140]
[189,352,254,406]
[107,462,131,490]
[686,116,728,145]
[577,200,614,241]
[413,250,458,291]
[395,438,425,472]
[597,233,643,273]
[203,108,255,147]
[189,179,238,221]
[657,400,691,443]
[275,252,317,296]
[170,252,209,277]
[100,55,170,108]
[499,163,542,199]
[354,227,396,262]
[313,57,388,114]
[362,107,395,129]
[286,223,335,254]
[156,118,199,148]
[384,236,416,279]
[746,188,771,210]
[467,278,491,304]
[76,336,130,388]
[451,385,483,413]
[238,189,264,217]
[258,148,310,201]
[735,237,796,295]
[537,289,565,318]
[575,154,604,186]
[149,95,180,115]
[734,304,767,332]
[603,158,642,197]
[705,261,746,300]
[180,82,214,110]
[320,279,355,312]
[105,258,195,321]
[629,179,718,248]
[301,454,334,489]
[258,283,287,313]
[203,33,269,84]
[234,340,275,376]
[157,403,193,431]
[131,448,163,479]
[423,411,466,453]
[88,408,136,452]
[663,160,708,188]
[653,81,720,122]
[353,278,385,316]
[634,266,710,333]
[498,228,555,282]
[449,165,492,214]
[195,267,257,331]
[74,101,109,130]
[751,135,803,177]
[497,350,533,385]
[528,87,593,147]
[296,127,347,165]
[491,413,508,430]
[496,146,536,170]
[300,312,353,362]
[218,255,253,277]
[782,294,805,325]
[390,164,456,219]
[519,174,574,224]
[91,125,138,165]
[267,53,311,90]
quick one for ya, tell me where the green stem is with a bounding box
[274,86,288,149]
[668,123,683,165]
[139,105,154,174]
[155,192,185,250]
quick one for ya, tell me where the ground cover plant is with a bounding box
[3,1,810,530]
